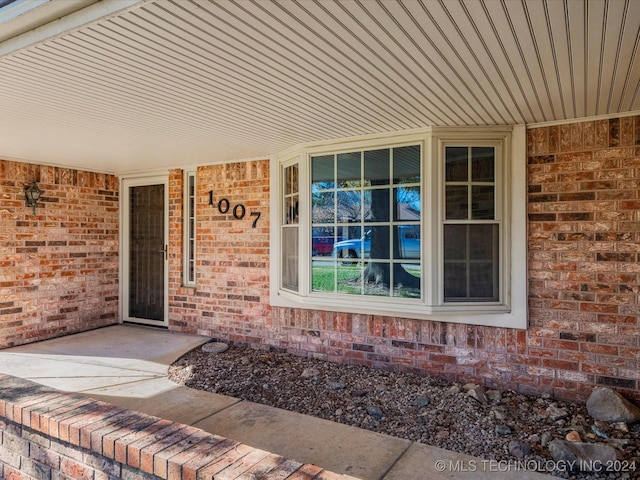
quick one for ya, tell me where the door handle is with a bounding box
[158,245,167,260]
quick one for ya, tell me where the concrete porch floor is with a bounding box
[0,325,558,480]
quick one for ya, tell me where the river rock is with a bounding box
[591,424,608,439]
[410,395,430,407]
[486,389,502,403]
[326,379,346,390]
[202,342,229,354]
[612,421,629,433]
[366,404,385,419]
[495,424,512,435]
[548,440,617,472]
[467,386,488,404]
[586,387,640,423]
[545,405,569,421]
[301,367,320,378]
[508,440,532,458]
[565,430,581,442]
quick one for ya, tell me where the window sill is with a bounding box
[271,290,527,329]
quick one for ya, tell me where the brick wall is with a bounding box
[0,374,351,480]
[0,160,119,348]
[168,161,271,341]
[167,115,640,403]
[527,116,640,400]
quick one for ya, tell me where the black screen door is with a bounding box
[126,181,167,325]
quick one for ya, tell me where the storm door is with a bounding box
[122,176,169,326]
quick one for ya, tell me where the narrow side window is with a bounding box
[183,170,196,286]
[282,163,300,292]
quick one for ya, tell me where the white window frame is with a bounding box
[270,126,527,329]
[183,170,196,286]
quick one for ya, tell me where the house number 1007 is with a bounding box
[209,191,261,228]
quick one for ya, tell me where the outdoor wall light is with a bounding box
[24,181,42,215]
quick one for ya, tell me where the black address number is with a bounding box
[209,191,261,228]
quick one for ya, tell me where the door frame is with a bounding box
[120,174,170,327]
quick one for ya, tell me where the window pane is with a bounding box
[312,226,336,257]
[188,175,195,196]
[393,145,420,184]
[184,172,196,286]
[395,264,421,298]
[368,226,390,260]
[444,263,467,298]
[394,225,420,260]
[471,186,494,219]
[394,187,421,221]
[312,262,336,292]
[307,144,422,299]
[336,189,362,222]
[337,152,361,187]
[285,195,299,224]
[312,191,334,223]
[446,147,468,182]
[337,262,364,294]
[444,224,466,260]
[443,224,499,302]
[334,226,364,263]
[364,262,391,296]
[472,147,494,182]
[469,264,497,299]
[312,155,334,189]
[470,224,498,260]
[445,185,468,219]
[285,164,298,195]
[282,227,298,291]
[364,188,390,223]
[364,149,389,185]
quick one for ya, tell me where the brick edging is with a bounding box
[0,374,359,479]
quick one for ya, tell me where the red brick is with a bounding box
[65,403,122,446]
[89,412,148,455]
[206,446,271,479]
[620,346,640,359]
[101,414,160,460]
[580,303,619,313]
[180,437,238,480]
[542,339,580,351]
[581,363,618,376]
[428,353,458,364]
[153,429,211,478]
[77,408,129,450]
[542,359,579,371]
[124,420,177,469]
[60,457,94,480]
[274,463,324,480]
[48,400,100,440]
[0,160,119,350]
[2,465,33,480]
[528,347,557,358]
[580,343,619,355]
[112,418,170,464]
[139,424,196,474]
[597,314,637,324]
[195,443,256,478]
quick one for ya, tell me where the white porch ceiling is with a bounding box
[0,0,639,175]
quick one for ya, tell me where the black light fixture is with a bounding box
[24,181,42,215]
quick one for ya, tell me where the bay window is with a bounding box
[271,127,527,328]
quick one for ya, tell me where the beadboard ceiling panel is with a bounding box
[0,0,638,174]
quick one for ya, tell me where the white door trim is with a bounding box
[120,175,169,327]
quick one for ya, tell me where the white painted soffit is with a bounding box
[0,0,639,175]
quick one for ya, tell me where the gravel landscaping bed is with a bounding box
[169,343,640,480]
